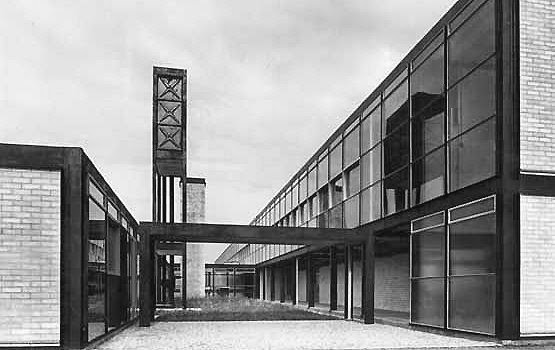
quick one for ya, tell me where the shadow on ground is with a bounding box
[155,296,336,321]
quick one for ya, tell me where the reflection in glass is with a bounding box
[384,123,410,175]
[449,118,496,191]
[336,246,346,310]
[308,167,317,196]
[331,177,343,206]
[107,219,122,330]
[343,195,360,228]
[412,147,445,206]
[330,144,343,179]
[318,186,329,214]
[411,44,444,117]
[361,145,381,188]
[329,204,342,228]
[361,182,382,224]
[352,245,363,318]
[411,278,445,327]
[384,167,409,216]
[299,176,308,203]
[384,80,409,134]
[448,0,495,86]
[448,58,496,139]
[309,195,318,219]
[412,226,445,277]
[318,156,329,189]
[346,165,360,197]
[449,196,494,222]
[412,106,444,159]
[88,198,106,341]
[448,275,495,334]
[449,213,496,275]
[344,126,360,167]
[361,106,381,153]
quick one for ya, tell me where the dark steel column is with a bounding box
[363,234,375,324]
[139,231,152,327]
[182,242,187,308]
[169,255,175,305]
[307,255,314,307]
[344,244,350,319]
[330,246,337,311]
[169,176,175,224]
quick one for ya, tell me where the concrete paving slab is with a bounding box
[91,320,499,350]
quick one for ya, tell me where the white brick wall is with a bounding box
[520,0,555,172]
[0,168,61,345]
[520,195,555,335]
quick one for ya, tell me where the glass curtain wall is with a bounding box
[410,195,496,334]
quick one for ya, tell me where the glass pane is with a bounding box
[329,204,343,228]
[292,184,298,209]
[318,155,329,188]
[449,0,488,32]
[344,126,360,167]
[413,33,444,69]
[107,219,121,330]
[344,194,360,228]
[285,190,292,214]
[331,177,343,206]
[330,143,343,179]
[384,167,409,216]
[89,180,104,206]
[88,199,106,341]
[411,278,445,327]
[361,106,381,153]
[107,201,118,220]
[449,213,496,275]
[448,0,495,86]
[411,44,444,117]
[299,176,308,202]
[361,182,382,224]
[346,165,360,197]
[412,226,445,277]
[318,186,329,214]
[309,195,318,219]
[412,212,444,232]
[308,167,317,196]
[411,147,445,206]
[385,69,408,96]
[383,80,409,135]
[448,275,495,334]
[448,57,496,139]
[449,196,495,222]
[449,118,496,191]
[318,212,328,228]
[412,107,444,160]
[384,123,410,175]
[361,145,381,188]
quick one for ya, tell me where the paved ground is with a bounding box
[92,320,500,350]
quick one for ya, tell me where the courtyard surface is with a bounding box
[90,297,505,350]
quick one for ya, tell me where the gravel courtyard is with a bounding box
[91,320,499,350]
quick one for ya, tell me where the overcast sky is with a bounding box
[0,0,457,261]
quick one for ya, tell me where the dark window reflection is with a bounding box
[448,0,495,86]
[361,145,381,188]
[343,194,360,228]
[384,167,409,215]
[384,123,409,175]
[329,204,343,228]
[331,177,343,206]
[412,226,445,277]
[361,182,382,224]
[412,147,445,206]
[384,80,409,135]
[449,118,496,191]
[107,218,122,330]
[318,186,329,213]
[448,57,496,139]
[88,198,106,341]
[449,213,496,275]
[448,275,495,334]
[411,44,444,117]
[411,278,445,327]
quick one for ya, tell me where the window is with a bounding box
[343,194,360,228]
[449,118,496,191]
[317,154,329,188]
[285,189,292,214]
[291,183,298,209]
[309,195,318,219]
[383,80,409,135]
[329,204,343,228]
[344,125,360,167]
[360,182,381,224]
[331,177,343,206]
[383,167,409,215]
[89,180,104,206]
[330,143,343,179]
[299,202,306,224]
[88,197,106,341]
[448,57,496,139]
[361,105,381,153]
[299,175,308,203]
[346,165,360,198]
[318,186,329,214]
[412,147,445,205]
[361,144,381,188]
[412,103,444,160]
[448,0,495,86]
[383,123,409,176]
[308,167,317,195]
[411,44,444,117]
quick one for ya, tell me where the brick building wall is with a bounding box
[375,252,410,313]
[185,180,206,298]
[520,0,555,172]
[0,168,61,345]
[520,195,555,335]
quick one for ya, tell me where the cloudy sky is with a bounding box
[0,0,457,261]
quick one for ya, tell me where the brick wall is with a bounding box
[375,252,410,313]
[185,181,206,298]
[520,0,555,172]
[520,195,555,335]
[0,168,61,345]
